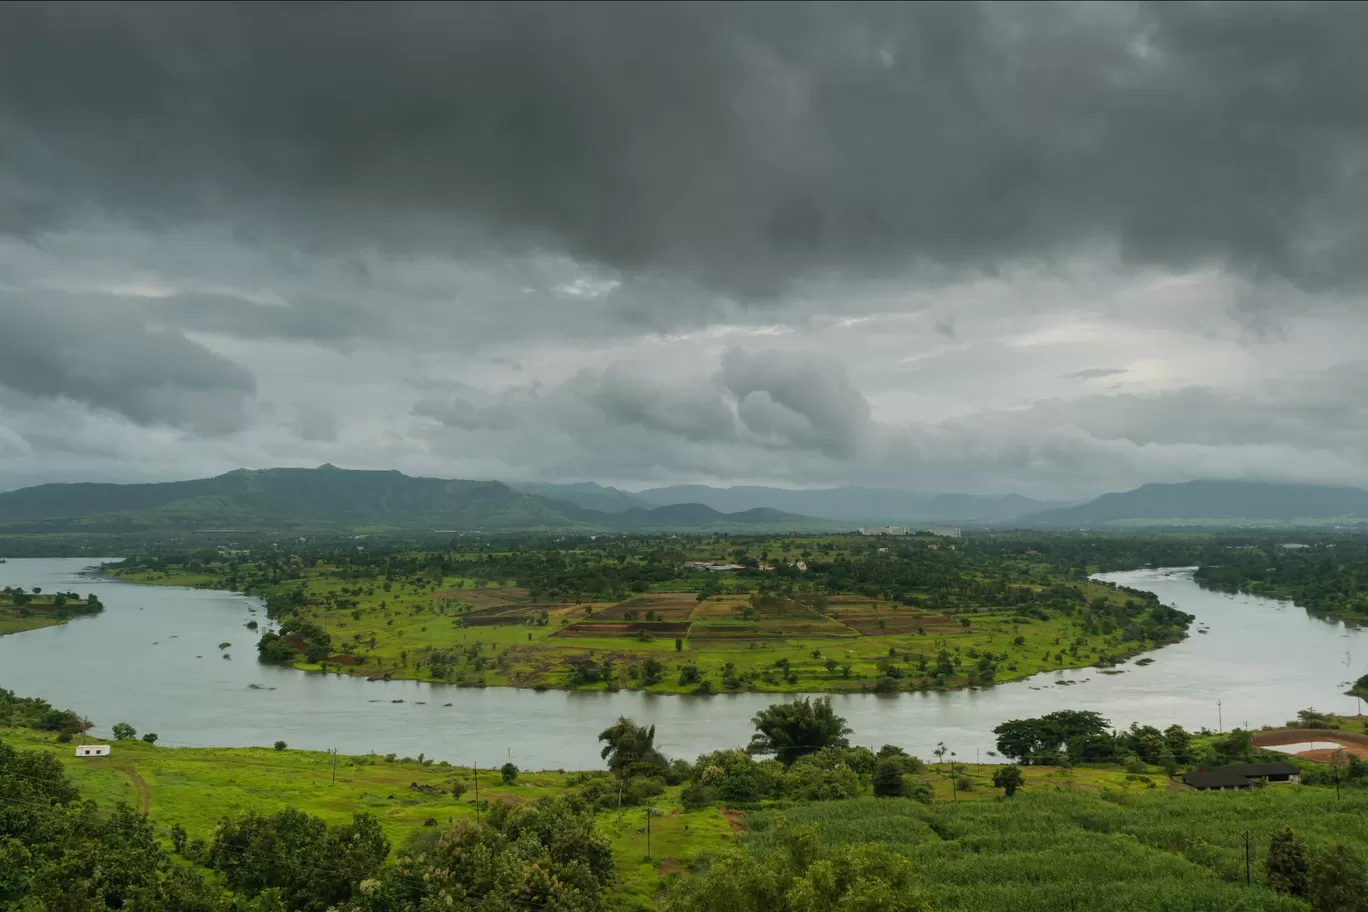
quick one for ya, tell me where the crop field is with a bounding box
[745,786,1368,912]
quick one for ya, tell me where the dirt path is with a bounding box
[116,765,150,814]
[1252,729,1368,762]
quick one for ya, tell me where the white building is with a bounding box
[930,527,962,539]
[75,745,110,758]
[858,526,909,536]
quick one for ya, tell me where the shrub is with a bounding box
[873,759,906,798]
[500,762,518,784]
[273,740,287,751]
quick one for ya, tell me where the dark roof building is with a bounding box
[1221,762,1300,781]
[1182,762,1301,790]
[1182,769,1256,790]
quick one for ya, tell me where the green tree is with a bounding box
[212,807,389,912]
[141,732,158,745]
[872,759,906,797]
[1309,844,1366,912]
[675,637,684,652]
[170,822,188,854]
[598,717,665,775]
[500,762,519,784]
[274,740,287,751]
[1267,827,1310,898]
[748,697,852,766]
[111,721,136,740]
[992,764,1025,797]
[667,821,931,912]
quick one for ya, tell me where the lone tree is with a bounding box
[500,762,518,784]
[598,717,665,776]
[1267,827,1310,898]
[872,759,906,798]
[141,732,158,745]
[748,697,852,766]
[992,764,1025,798]
[111,722,136,741]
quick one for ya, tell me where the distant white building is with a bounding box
[75,745,110,758]
[858,526,909,536]
[929,527,962,539]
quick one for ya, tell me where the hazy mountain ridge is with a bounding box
[0,466,821,534]
[507,482,649,513]
[632,484,1067,522]
[1024,480,1368,526]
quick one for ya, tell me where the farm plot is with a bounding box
[824,600,962,636]
[456,603,555,627]
[688,598,855,641]
[433,586,529,609]
[552,594,696,639]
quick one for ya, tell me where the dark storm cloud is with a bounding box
[0,292,256,434]
[3,2,1368,297]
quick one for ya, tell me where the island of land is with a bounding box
[106,532,1194,694]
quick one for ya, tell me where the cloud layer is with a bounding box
[2,2,1368,497]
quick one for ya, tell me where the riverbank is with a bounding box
[108,556,1191,697]
[0,585,103,637]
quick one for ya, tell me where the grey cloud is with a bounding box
[720,348,872,459]
[152,293,384,346]
[293,407,340,443]
[413,396,522,433]
[566,366,739,444]
[1064,367,1128,380]
[3,3,1368,298]
[0,291,256,434]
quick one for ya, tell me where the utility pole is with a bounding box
[1334,752,1342,800]
[330,748,338,785]
[1242,829,1252,886]
[474,762,480,824]
[617,777,623,823]
[1217,699,1223,733]
[646,808,652,859]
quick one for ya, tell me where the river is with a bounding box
[0,559,1361,769]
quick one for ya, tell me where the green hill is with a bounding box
[0,466,821,534]
[507,481,649,513]
[1025,479,1368,527]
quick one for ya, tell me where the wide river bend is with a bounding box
[0,559,1360,769]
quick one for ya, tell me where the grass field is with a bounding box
[8,721,1361,911]
[113,561,1177,696]
[748,788,1365,911]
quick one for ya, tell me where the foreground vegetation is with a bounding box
[107,532,1196,693]
[8,684,1368,911]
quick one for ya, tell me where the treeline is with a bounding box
[1194,539,1368,620]
[0,585,103,615]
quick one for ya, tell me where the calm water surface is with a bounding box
[0,558,1361,768]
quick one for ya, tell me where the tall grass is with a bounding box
[744,788,1368,911]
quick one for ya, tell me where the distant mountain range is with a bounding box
[4,469,1366,536]
[516,482,1072,523]
[1024,480,1368,526]
[0,466,819,535]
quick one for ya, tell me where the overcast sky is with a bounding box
[2,1,1368,498]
